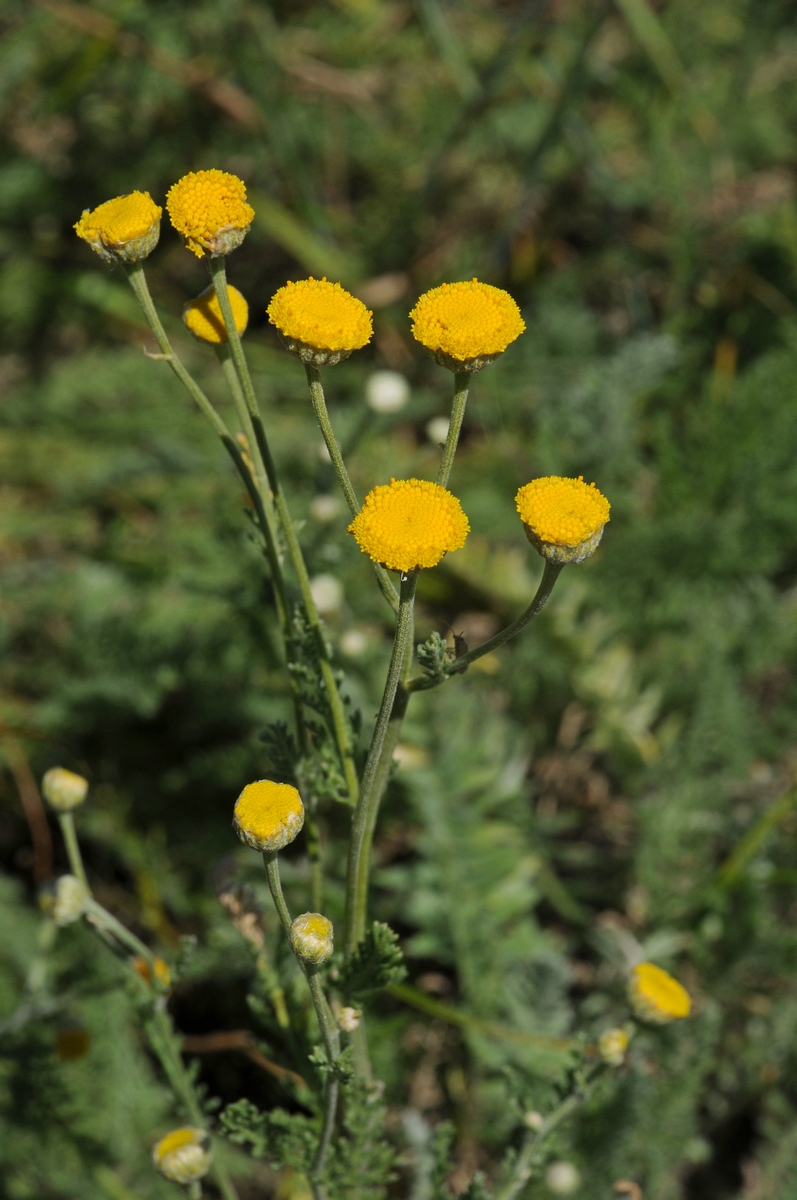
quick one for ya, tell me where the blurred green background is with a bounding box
[3,0,797,1196]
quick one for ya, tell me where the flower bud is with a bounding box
[546,1162,580,1195]
[628,962,691,1024]
[366,371,409,414]
[42,767,88,812]
[233,780,304,854]
[52,875,88,926]
[152,1127,212,1184]
[338,1005,361,1032]
[289,912,334,965]
[598,1027,629,1066]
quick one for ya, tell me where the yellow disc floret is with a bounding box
[153,1127,212,1184]
[233,779,305,854]
[349,478,469,573]
[515,475,610,564]
[166,169,254,258]
[289,912,334,965]
[74,191,162,264]
[267,277,373,365]
[183,283,249,344]
[409,279,525,372]
[628,962,691,1024]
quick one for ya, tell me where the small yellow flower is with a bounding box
[233,780,305,854]
[42,767,88,812]
[152,1127,212,1184]
[267,277,373,366]
[183,283,249,344]
[166,169,254,258]
[515,475,610,564]
[289,912,334,965]
[74,191,162,264]
[628,962,691,1024]
[598,1027,629,1066]
[409,279,525,373]
[131,955,172,989]
[348,478,470,573]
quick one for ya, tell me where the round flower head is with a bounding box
[52,875,89,927]
[349,478,469,574]
[628,962,691,1024]
[152,1127,212,1184]
[515,475,610,564]
[409,279,525,373]
[74,191,162,264]
[42,767,88,812]
[183,283,249,344]
[267,277,373,366]
[289,912,334,966]
[598,1027,629,1066]
[166,169,254,258]
[233,779,305,854]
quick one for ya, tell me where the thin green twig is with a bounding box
[436,371,470,488]
[58,812,89,889]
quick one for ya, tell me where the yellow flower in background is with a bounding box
[267,277,373,366]
[516,475,610,564]
[409,279,525,373]
[182,283,249,344]
[628,962,691,1024]
[74,191,161,264]
[131,955,172,989]
[289,912,334,965]
[152,1127,212,1184]
[42,766,88,812]
[233,779,305,853]
[598,1027,629,1066]
[166,169,254,258]
[349,478,469,573]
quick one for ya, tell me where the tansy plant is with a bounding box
[66,171,689,1199]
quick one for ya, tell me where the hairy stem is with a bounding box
[344,571,418,958]
[305,365,398,612]
[210,259,359,806]
[408,559,563,692]
[436,371,470,488]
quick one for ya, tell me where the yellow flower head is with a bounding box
[74,192,161,264]
[349,478,469,573]
[42,766,89,812]
[267,277,373,366]
[515,475,610,564]
[153,1127,212,1185]
[233,779,305,854]
[166,169,254,258]
[131,955,172,989]
[628,962,691,1024]
[182,283,249,345]
[289,912,334,965]
[409,279,525,373]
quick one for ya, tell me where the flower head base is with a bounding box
[166,170,254,258]
[183,283,249,345]
[74,192,162,264]
[598,1027,629,1066]
[289,912,334,965]
[153,1127,212,1184]
[409,279,525,373]
[233,780,305,853]
[349,478,470,573]
[42,767,88,812]
[267,277,373,366]
[628,962,691,1024]
[52,875,89,926]
[516,476,610,564]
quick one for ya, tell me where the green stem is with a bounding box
[344,572,418,958]
[436,371,470,488]
[304,365,398,612]
[57,812,88,890]
[210,259,359,807]
[408,559,563,692]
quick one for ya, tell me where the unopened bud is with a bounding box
[52,875,88,926]
[523,1110,544,1131]
[152,1127,212,1184]
[339,1006,361,1032]
[289,912,333,965]
[599,1027,629,1066]
[546,1162,580,1195]
[42,767,88,812]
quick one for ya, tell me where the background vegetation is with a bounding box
[3,0,797,1196]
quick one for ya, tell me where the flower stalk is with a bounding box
[436,371,470,488]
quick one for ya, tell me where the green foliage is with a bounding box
[338,922,407,1001]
